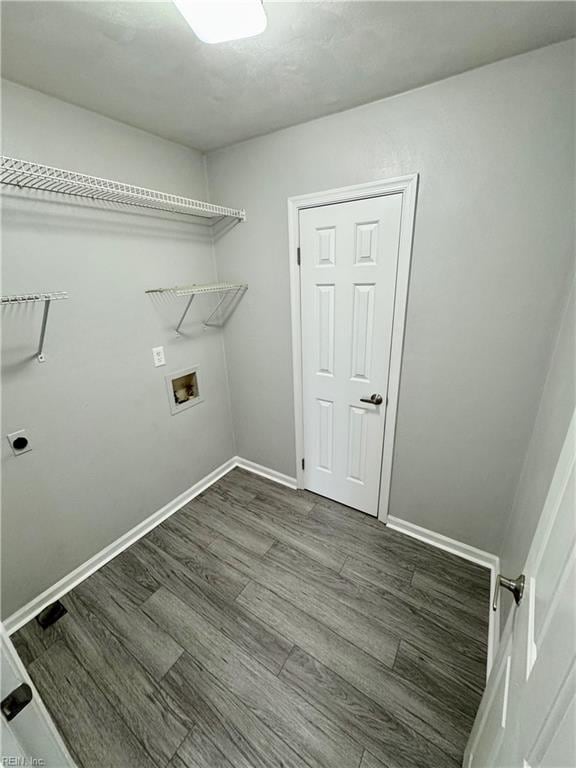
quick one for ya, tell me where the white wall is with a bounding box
[1,81,235,618]
[208,41,575,554]
[500,278,575,587]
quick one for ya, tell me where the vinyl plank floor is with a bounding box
[209,535,399,667]
[280,646,460,768]
[13,468,489,768]
[130,537,292,674]
[11,614,64,666]
[164,652,312,768]
[28,641,157,768]
[56,591,190,765]
[143,586,363,768]
[267,540,487,690]
[392,640,483,722]
[202,492,347,571]
[237,580,468,759]
[342,553,489,643]
[311,502,490,592]
[360,750,389,768]
[185,493,276,554]
[218,468,315,515]
[72,569,184,680]
[146,522,249,599]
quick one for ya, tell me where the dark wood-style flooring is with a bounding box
[13,468,490,768]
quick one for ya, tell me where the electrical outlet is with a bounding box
[152,346,166,367]
[7,430,32,456]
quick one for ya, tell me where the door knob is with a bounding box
[360,394,383,405]
[492,573,525,611]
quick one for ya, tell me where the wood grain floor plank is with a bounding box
[161,510,220,550]
[163,652,311,768]
[207,472,258,505]
[202,495,347,572]
[392,640,483,722]
[280,646,460,768]
[231,494,426,582]
[184,493,276,554]
[57,591,190,765]
[360,750,388,768]
[339,548,414,588]
[143,586,363,768]
[29,641,157,768]
[98,548,161,606]
[146,523,249,600]
[238,580,467,759]
[209,536,398,667]
[411,568,490,614]
[72,569,183,680]
[169,754,220,768]
[224,468,315,515]
[268,541,487,691]
[11,617,63,667]
[310,503,490,589]
[128,537,291,674]
[170,733,235,768]
[342,555,488,643]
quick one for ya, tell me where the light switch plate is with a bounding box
[152,346,166,367]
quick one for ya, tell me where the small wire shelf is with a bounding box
[146,282,247,330]
[1,291,68,305]
[1,156,246,225]
[1,291,69,362]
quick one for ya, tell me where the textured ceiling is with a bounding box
[1,1,575,151]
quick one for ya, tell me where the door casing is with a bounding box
[288,175,419,522]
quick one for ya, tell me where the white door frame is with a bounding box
[288,174,419,522]
[1,623,77,766]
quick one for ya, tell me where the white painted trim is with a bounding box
[6,450,498,683]
[387,515,500,677]
[4,456,297,635]
[1,624,77,765]
[287,174,419,523]
[4,457,237,635]
[234,456,297,489]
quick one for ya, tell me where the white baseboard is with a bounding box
[5,457,498,682]
[386,515,499,571]
[234,456,297,489]
[4,455,297,635]
[3,457,237,635]
[387,515,500,677]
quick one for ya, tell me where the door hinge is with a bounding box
[301,458,305,470]
[297,247,301,266]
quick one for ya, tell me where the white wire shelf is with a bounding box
[145,282,247,297]
[1,291,68,304]
[1,156,246,225]
[1,291,69,362]
[145,282,247,330]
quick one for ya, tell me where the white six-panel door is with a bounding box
[299,194,403,515]
[465,410,576,768]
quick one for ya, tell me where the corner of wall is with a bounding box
[498,271,576,574]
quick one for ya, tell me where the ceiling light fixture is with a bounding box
[173,0,267,44]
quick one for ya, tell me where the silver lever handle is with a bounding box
[492,573,525,611]
[360,394,383,405]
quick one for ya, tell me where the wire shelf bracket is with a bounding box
[145,282,247,331]
[1,292,69,362]
[1,156,246,227]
